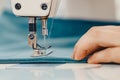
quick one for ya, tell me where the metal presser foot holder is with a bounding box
[28,33,44,57]
[28,17,53,57]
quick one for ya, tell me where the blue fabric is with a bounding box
[0,11,120,64]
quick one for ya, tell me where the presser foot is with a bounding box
[31,47,54,57]
[31,49,44,57]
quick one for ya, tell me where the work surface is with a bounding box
[0,63,120,80]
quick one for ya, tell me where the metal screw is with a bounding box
[41,3,48,10]
[15,3,21,10]
[29,34,34,40]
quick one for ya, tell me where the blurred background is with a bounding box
[1,0,120,21]
[57,0,120,21]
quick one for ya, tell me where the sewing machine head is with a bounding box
[11,0,60,57]
[11,0,59,17]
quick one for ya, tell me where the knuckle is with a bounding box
[89,27,102,38]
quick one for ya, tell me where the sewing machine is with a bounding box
[11,0,60,57]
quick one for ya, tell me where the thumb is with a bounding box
[88,47,120,64]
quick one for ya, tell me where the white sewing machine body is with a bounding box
[11,0,59,17]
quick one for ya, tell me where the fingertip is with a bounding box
[72,52,83,60]
[88,51,108,64]
[88,55,99,64]
[72,53,81,60]
[74,51,87,60]
[74,55,82,60]
[88,58,96,64]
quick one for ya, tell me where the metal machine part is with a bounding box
[28,17,37,49]
[41,17,48,36]
[11,0,60,57]
[28,17,53,57]
[28,17,43,57]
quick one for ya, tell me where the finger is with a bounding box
[88,47,120,64]
[95,26,120,31]
[72,31,100,60]
[72,27,120,61]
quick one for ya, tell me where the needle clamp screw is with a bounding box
[29,34,34,40]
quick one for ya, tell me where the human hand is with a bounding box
[72,26,120,64]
